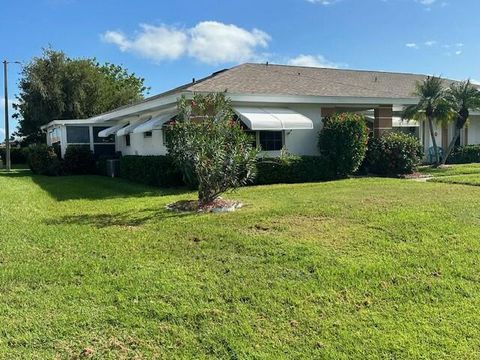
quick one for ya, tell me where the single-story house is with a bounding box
[41,63,480,160]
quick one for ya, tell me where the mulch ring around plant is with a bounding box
[166,198,243,213]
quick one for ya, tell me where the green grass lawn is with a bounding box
[418,162,480,177]
[429,174,480,186]
[2,170,480,358]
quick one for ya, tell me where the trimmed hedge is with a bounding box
[0,147,28,165]
[27,144,62,176]
[363,132,423,176]
[63,145,96,175]
[118,155,335,187]
[120,155,184,187]
[447,145,480,164]
[318,113,368,177]
[255,156,334,185]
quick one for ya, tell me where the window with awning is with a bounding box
[233,107,314,131]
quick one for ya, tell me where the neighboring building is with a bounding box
[41,63,480,160]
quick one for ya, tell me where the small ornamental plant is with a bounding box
[318,112,368,177]
[166,93,259,210]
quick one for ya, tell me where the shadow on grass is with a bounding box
[0,169,190,201]
[45,207,193,228]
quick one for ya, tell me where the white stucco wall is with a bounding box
[467,116,480,145]
[283,104,323,156]
[117,129,168,156]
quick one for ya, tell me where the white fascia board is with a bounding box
[222,92,420,106]
[88,93,186,123]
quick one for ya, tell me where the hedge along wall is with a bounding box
[446,145,480,164]
[255,156,334,185]
[119,155,335,188]
[120,155,184,187]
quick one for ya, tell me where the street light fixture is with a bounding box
[3,60,21,171]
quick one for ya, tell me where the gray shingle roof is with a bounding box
[185,63,431,99]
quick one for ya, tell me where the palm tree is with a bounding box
[402,76,451,165]
[441,80,480,165]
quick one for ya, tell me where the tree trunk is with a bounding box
[441,115,468,165]
[441,126,460,165]
[427,116,440,165]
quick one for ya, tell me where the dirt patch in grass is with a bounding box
[166,198,243,213]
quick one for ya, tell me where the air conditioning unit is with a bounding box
[106,159,120,178]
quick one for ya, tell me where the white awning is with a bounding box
[234,107,314,130]
[98,123,127,138]
[132,112,176,134]
[117,121,145,136]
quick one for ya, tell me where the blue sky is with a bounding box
[1,0,479,140]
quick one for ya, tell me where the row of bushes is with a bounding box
[27,144,97,176]
[119,155,184,187]
[446,145,480,164]
[119,155,335,187]
[0,148,29,165]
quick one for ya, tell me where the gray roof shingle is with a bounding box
[185,63,431,99]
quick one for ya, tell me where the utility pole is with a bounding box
[3,60,20,171]
[3,60,10,171]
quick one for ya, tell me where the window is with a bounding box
[93,127,115,143]
[259,131,283,151]
[125,134,131,147]
[144,131,153,138]
[66,126,90,144]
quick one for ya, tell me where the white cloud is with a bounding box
[424,40,437,46]
[287,54,341,68]
[306,0,341,4]
[188,22,270,64]
[102,24,188,61]
[102,21,270,65]
[405,43,419,49]
[471,79,480,85]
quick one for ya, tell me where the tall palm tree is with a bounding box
[402,76,450,165]
[441,80,480,165]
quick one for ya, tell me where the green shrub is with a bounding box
[63,145,95,175]
[446,145,480,164]
[364,132,423,175]
[167,93,258,205]
[318,113,368,177]
[0,147,28,164]
[27,144,62,176]
[120,155,184,187]
[255,156,334,185]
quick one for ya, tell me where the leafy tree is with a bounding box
[318,112,368,177]
[14,48,147,144]
[441,80,480,164]
[402,76,451,165]
[167,93,259,206]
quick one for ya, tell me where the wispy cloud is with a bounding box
[287,54,344,68]
[306,0,341,4]
[406,40,464,55]
[102,21,271,65]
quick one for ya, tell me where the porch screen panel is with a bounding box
[66,126,90,143]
